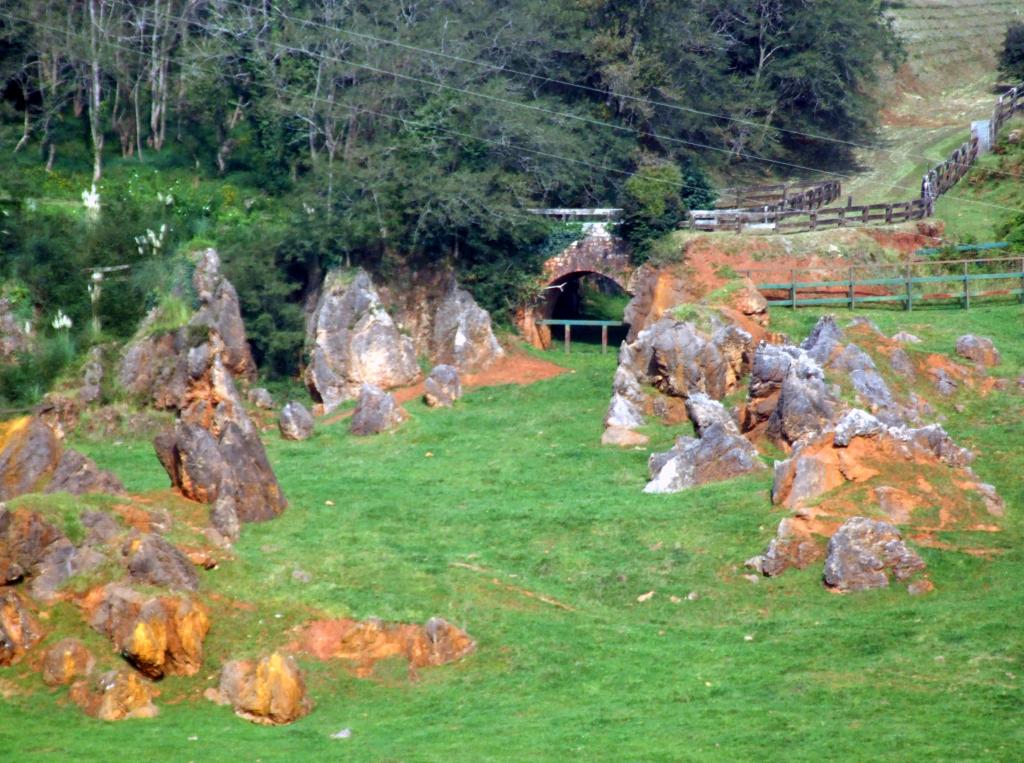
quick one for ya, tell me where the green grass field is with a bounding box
[2,302,1022,761]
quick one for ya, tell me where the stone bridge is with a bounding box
[517,228,635,348]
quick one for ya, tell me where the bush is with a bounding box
[999,22,1024,81]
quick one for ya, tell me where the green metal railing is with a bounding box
[538,319,625,353]
[742,255,1024,310]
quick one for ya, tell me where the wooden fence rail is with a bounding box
[691,80,1024,235]
[742,255,1024,310]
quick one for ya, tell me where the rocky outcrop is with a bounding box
[121,532,199,592]
[41,638,95,686]
[350,385,407,436]
[0,589,43,665]
[85,584,210,679]
[278,402,314,441]
[424,365,461,408]
[0,417,62,501]
[154,341,286,523]
[119,248,255,410]
[79,346,105,405]
[955,334,1000,367]
[429,286,504,372]
[70,669,159,721]
[247,387,274,410]
[208,652,312,725]
[644,422,765,494]
[745,518,822,578]
[305,270,420,414]
[297,616,476,678]
[601,426,650,447]
[823,517,927,592]
[44,450,125,496]
[771,410,973,510]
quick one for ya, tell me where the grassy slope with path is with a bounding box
[1,303,1022,761]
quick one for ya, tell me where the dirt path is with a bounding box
[321,352,569,426]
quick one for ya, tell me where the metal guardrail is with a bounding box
[538,319,625,353]
[744,255,1024,310]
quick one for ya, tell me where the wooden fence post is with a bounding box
[564,324,571,353]
[790,269,797,309]
[848,266,855,310]
[962,262,969,309]
[601,324,608,355]
[905,264,912,311]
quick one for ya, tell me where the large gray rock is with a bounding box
[765,351,838,446]
[745,518,820,577]
[685,393,738,436]
[800,315,844,365]
[79,346,104,405]
[423,365,462,408]
[430,286,504,372]
[644,422,765,494]
[44,450,125,496]
[122,532,199,592]
[278,402,314,441]
[305,270,420,414]
[823,517,926,592]
[154,342,287,523]
[247,387,274,410]
[0,417,63,501]
[955,334,1000,367]
[351,384,407,436]
[118,248,255,408]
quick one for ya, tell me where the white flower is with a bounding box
[82,185,101,217]
[51,309,72,331]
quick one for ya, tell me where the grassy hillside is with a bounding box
[1,301,1021,761]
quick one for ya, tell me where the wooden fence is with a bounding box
[689,80,1024,234]
[740,255,1024,310]
[714,180,841,213]
[690,198,929,233]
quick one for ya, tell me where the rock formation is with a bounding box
[423,365,461,408]
[429,285,504,371]
[305,269,420,413]
[955,334,1000,367]
[247,387,275,410]
[119,248,256,410]
[644,421,765,494]
[279,401,314,441]
[41,638,95,686]
[823,517,927,592]
[208,652,313,725]
[70,669,159,721]
[0,589,42,665]
[154,339,286,523]
[350,384,407,436]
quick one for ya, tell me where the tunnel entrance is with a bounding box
[545,271,630,348]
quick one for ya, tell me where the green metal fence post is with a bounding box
[905,264,912,311]
[963,262,969,309]
[790,269,797,309]
[848,266,855,310]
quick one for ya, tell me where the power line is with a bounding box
[253,0,1024,182]
[7,8,1024,220]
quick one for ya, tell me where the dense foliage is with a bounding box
[999,22,1024,82]
[0,0,902,380]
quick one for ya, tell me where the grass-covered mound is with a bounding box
[0,304,1022,760]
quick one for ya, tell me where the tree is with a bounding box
[999,23,1024,82]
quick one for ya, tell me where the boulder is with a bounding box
[209,652,312,725]
[350,385,407,436]
[0,589,43,665]
[685,393,738,436]
[70,669,159,721]
[279,402,314,441]
[189,248,257,380]
[117,330,189,410]
[305,269,420,413]
[823,517,926,592]
[210,494,240,542]
[955,335,1000,367]
[764,350,838,447]
[891,331,921,344]
[889,348,916,379]
[122,532,200,592]
[247,387,275,410]
[801,315,844,365]
[423,365,462,408]
[29,538,105,603]
[44,449,125,496]
[85,584,210,679]
[601,426,650,447]
[79,346,104,405]
[429,286,504,372]
[745,518,821,577]
[0,506,65,585]
[0,417,62,501]
[41,638,95,686]
[155,344,287,523]
[644,423,765,494]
